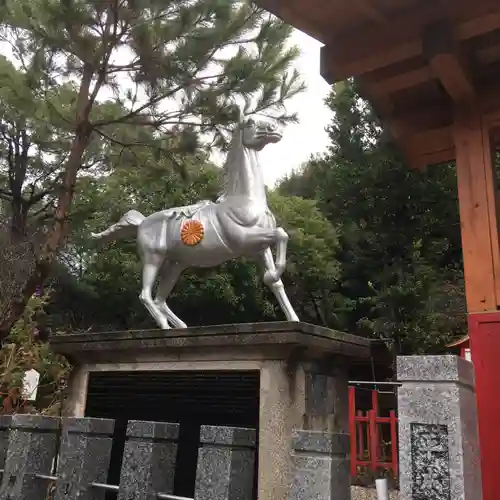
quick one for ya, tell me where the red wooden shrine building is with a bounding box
[447,335,471,361]
[255,0,500,498]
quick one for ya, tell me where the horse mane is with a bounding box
[217,124,243,201]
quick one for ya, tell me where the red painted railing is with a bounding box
[348,386,398,477]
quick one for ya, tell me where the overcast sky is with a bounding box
[259,30,331,186]
[0,27,331,187]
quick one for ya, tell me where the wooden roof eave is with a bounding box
[256,0,500,168]
[446,335,470,348]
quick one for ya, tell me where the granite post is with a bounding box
[289,430,350,500]
[118,420,179,500]
[53,417,115,500]
[397,355,482,500]
[0,416,12,472]
[0,415,59,500]
[194,425,256,500]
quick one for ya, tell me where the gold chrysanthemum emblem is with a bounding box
[181,220,204,246]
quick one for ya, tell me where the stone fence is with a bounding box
[0,415,256,500]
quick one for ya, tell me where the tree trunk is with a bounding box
[0,128,92,341]
[10,197,27,243]
[0,59,97,342]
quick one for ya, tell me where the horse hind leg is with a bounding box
[139,252,170,329]
[154,262,187,329]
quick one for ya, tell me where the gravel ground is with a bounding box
[350,486,400,500]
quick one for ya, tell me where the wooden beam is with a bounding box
[370,82,500,136]
[362,42,500,99]
[370,97,454,166]
[352,0,386,24]
[423,20,475,103]
[321,0,500,82]
[320,38,421,85]
[389,102,453,137]
[377,94,500,167]
[417,148,455,166]
[453,107,500,311]
[255,0,326,43]
[362,77,454,167]
[367,67,433,96]
[365,77,500,168]
[429,54,475,102]
[405,126,454,156]
[357,81,419,166]
[398,123,500,167]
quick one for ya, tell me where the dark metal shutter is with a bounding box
[85,371,260,499]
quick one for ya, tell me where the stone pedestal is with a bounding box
[397,355,482,500]
[0,415,59,500]
[51,321,370,500]
[290,430,350,500]
[118,420,179,500]
[54,417,115,500]
[194,425,256,500]
[0,415,12,471]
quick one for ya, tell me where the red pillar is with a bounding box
[469,312,500,500]
[454,108,500,500]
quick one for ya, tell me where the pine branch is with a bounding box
[0,188,13,201]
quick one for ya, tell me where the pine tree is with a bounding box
[0,0,305,339]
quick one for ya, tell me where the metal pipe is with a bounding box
[348,381,401,386]
[91,482,119,491]
[157,494,194,500]
[35,474,58,481]
[375,478,389,500]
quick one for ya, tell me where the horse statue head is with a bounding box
[236,114,283,151]
[219,112,283,201]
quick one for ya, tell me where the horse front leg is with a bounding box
[260,248,299,322]
[260,227,289,284]
[229,224,289,284]
[273,227,289,279]
[154,262,187,329]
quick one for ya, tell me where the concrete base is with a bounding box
[52,321,370,500]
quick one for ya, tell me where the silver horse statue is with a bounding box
[91,114,300,329]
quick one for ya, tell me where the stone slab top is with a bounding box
[61,417,115,436]
[126,420,179,440]
[50,321,370,362]
[397,355,475,388]
[200,425,257,447]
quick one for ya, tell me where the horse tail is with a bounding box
[91,210,145,244]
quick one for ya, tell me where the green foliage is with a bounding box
[0,55,73,233]
[0,294,69,414]
[279,81,466,354]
